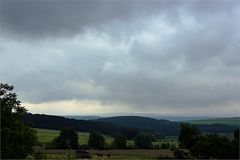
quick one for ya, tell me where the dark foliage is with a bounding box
[96,116,181,135]
[88,132,105,149]
[1,83,37,159]
[23,113,141,139]
[134,133,156,149]
[174,149,194,159]
[161,143,170,149]
[178,123,201,149]
[179,123,240,159]
[112,135,127,149]
[96,116,238,135]
[52,128,79,149]
[190,134,235,159]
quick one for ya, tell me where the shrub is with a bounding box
[134,133,155,149]
[88,132,105,149]
[52,128,79,149]
[112,135,127,149]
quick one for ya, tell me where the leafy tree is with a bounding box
[161,142,170,149]
[52,128,79,149]
[112,135,127,149]
[190,134,234,159]
[1,83,37,159]
[178,123,200,149]
[179,124,239,159]
[88,132,105,149]
[134,133,155,149]
[233,128,240,158]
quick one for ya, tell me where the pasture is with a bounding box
[34,128,113,145]
[34,128,178,148]
[186,117,240,126]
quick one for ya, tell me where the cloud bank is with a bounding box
[1,0,239,116]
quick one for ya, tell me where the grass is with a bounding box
[34,128,178,148]
[186,117,240,126]
[33,128,176,159]
[34,128,113,145]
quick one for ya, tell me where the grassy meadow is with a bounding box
[186,117,240,126]
[34,128,113,145]
[34,128,178,147]
[33,128,177,159]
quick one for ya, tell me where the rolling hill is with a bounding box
[24,114,239,139]
[95,116,180,135]
[186,117,240,126]
[23,113,139,139]
[95,116,239,135]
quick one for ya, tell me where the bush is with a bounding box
[134,133,155,149]
[161,143,170,149]
[52,128,79,149]
[88,132,105,149]
[112,135,127,149]
[174,149,195,159]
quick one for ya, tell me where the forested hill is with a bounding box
[95,116,238,134]
[95,116,180,135]
[23,113,140,139]
[23,114,238,138]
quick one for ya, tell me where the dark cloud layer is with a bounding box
[0,0,239,115]
[1,0,237,38]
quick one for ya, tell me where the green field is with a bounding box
[33,128,178,159]
[186,117,240,126]
[34,128,114,145]
[34,128,177,148]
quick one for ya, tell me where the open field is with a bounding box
[34,128,178,148]
[34,128,114,145]
[186,117,240,126]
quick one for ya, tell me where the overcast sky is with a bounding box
[1,0,239,116]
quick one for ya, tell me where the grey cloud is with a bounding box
[0,0,239,115]
[1,0,178,38]
[1,0,237,39]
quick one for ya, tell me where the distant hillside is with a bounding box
[23,114,238,138]
[186,117,240,126]
[23,113,139,139]
[95,116,180,135]
[64,115,101,120]
[95,116,238,135]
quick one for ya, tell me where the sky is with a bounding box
[0,0,239,116]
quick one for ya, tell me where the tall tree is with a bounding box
[134,133,155,149]
[178,123,200,149]
[112,135,127,149]
[88,132,105,149]
[52,128,79,149]
[1,83,37,159]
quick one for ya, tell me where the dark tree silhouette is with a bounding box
[134,133,155,149]
[178,123,200,149]
[112,135,127,149]
[88,132,105,149]
[52,128,79,149]
[1,83,37,159]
